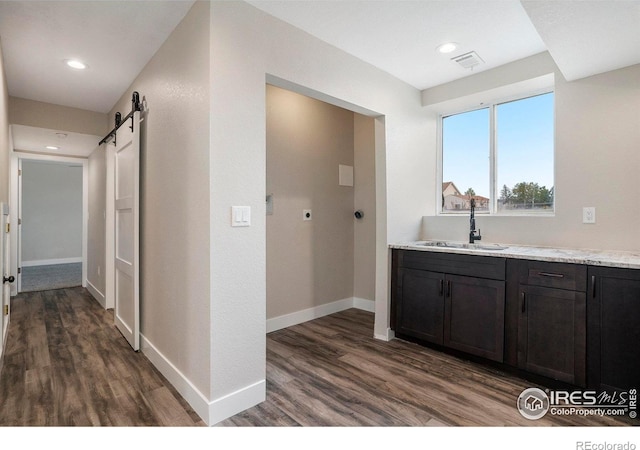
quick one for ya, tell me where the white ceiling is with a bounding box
[12,125,101,158]
[248,0,640,90]
[0,1,639,156]
[520,1,640,82]
[248,0,548,90]
[0,0,195,114]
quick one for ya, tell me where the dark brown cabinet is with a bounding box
[392,248,639,390]
[517,260,587,387]
[394,268,444,345]
[444,274,505,362]
[588,266,640,392]
[391,250,505,362]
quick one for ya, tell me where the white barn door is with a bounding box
[111,111,141,351]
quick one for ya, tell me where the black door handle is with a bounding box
[3,275,15,284]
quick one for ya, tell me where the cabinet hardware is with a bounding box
[446,280,451,298]
[538,272,564,278]
[591,275,596,298]
[521,292,526,313]
[439,279,444,296]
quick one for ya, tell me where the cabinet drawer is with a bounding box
[398,250,505,280]
[518,260,587,291]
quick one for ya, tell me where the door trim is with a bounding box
[10,152,89,295]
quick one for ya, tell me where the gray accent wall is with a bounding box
[266,85,377,320]
[266,84,356,319]
[21,160,83,264]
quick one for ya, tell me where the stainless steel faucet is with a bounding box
[469,198,482,244]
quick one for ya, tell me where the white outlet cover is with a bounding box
[582,207,596,224]
[303,209,312,221]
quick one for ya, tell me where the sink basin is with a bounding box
[420,241,509,251]
[420,241,467,249]
[474,243,510,251]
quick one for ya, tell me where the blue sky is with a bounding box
[442,92,554,198]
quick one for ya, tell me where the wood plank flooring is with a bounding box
[220,308,635,427]
[0,287,204,426]
[1,289,634,427]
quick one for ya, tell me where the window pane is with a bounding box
[442,108,490,212]
[496,93,554,212]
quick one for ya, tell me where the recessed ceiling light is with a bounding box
[65,59,87,70]
[437,42,458,54]
[46,146,60,150]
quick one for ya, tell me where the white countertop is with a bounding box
[389,240,640,270]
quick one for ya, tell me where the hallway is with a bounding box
[0,287,203,426]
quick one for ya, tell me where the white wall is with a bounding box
[421,54,640,252]
[108,0,211,419]
[8,98,107,297]
[0,39,9,204]
[87,147,105,304]
[21,160,82,264]
[209,0,431,423]
[0,36,11,372]
[9,96,107,137]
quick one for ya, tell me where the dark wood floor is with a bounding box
[0,287,204,426]
[1,289,634,427]
[221,308,634,427]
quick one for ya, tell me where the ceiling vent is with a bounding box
[451,51,484,69]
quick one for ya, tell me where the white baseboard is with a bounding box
[208,379,266,426]
[21,257,82,267]
[267,296,376,333]
[141,333,266,426]
[353,297,375,312]
[375,328,395,342]
[141,333,211,424]
[85,280,106,309]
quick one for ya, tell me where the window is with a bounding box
[440,92,554,214]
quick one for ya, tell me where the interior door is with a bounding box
[16,159,22,293]
[1,203,12,350]
[112,111,141,351]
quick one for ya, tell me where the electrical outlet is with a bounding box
[303,209,312,221]
[583,207,596,224]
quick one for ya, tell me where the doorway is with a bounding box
[10,153,88,295]
[265,84,378,331]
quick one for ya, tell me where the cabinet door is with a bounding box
[444,274,505,362]
[588,267,640,392]
[518,285,586,386]
[394,268,444,345]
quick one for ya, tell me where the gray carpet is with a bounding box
[21,263,82,292]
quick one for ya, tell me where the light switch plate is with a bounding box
[303,209,312,221]
[583,207,596,224]
[231,206,251,227]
